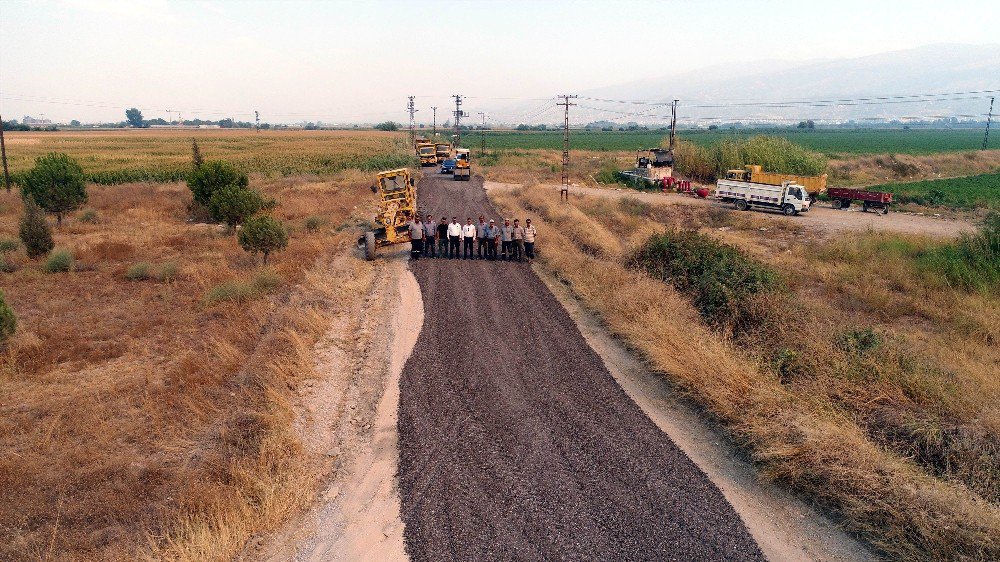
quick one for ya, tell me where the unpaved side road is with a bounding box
[256,251,419,562]
[397,174,765,560]
[486,181,976,238]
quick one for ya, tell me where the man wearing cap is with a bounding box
[499,218,514,261]
[462,217,477,259]
[486,219,499,260]
[436,217,449,258]
[524,218,537,262]
[447,217,462,259]
[476,215,489,260]
[512,219,525,262]
[408,216,424,260]
[423,214,437,258]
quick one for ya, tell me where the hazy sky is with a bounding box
[1,0,996,124]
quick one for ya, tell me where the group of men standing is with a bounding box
[408,215,537,262]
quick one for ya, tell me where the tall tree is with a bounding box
[125,107,144,128]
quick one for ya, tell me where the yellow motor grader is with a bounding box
[359,168,418,261]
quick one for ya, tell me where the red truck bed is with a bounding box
[827,187,893,203]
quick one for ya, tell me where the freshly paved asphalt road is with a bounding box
[396,172,765,561]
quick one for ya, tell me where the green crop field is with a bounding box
[866,172,1000,209]
[468,128,988,155]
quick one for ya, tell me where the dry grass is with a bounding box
[491,186,1000,560]
[0,171,378,561]
[827,150,1000,187]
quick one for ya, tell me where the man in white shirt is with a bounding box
[523,218,538,262]
[461,217,477,260]
[447,217,462,259]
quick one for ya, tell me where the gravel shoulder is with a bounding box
[486,181,976,238]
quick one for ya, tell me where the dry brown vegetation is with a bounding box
[827,150,1000,187]
[0,170,377,560]
[490,186,1000,560]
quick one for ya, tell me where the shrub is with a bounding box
[157,261,179,282]
[187,160,248,209]
[0,256,14,274]
[238,215,288,264]
[79,209,99,223]
[208,185,270,229]
[671,135,827,182]
[191,139,204,169]
[0,291,15,342]
[125,262,151,281]
[304,216,325,232]
[837,327,884,355]
[0,239,18,254]
[19,199,55,259]
[20,152,88,225]
[204,271,281,305]
[917,213,1000,291]
[43,249,74,273]
[628,230,780,326]
[374,121,399,131]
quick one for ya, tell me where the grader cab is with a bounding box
[359,168,417,261]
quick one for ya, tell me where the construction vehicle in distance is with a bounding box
[724,165,827,199]
[435,142,452,161]
[619,148,675,188]
[359,168,418,261]
[413,136,430,153]
[417,142,437,166]
[454,148,471,181]
[716,178,810,216]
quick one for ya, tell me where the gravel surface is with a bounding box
[397,173,765,561]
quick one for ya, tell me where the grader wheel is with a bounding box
[364,231,376,261]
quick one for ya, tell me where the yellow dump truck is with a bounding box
[435,142,452,161]
[413,136,430,154]
[725,165,827,198]
[417,143,437,166]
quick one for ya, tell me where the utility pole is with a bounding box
[407,96,417,144]
[983,96,994,151]
[452,94,467,147]
[431,106,437,137]
[0,113,9,192]
[557,94,577,202]
[255,110,260,133]
[478,112,486,157]
[669,99,678,151]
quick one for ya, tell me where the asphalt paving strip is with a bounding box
[397,172,765,561]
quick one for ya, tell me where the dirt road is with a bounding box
[486,181,976,238]
[397,174,765,560]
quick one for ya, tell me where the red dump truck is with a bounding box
[827,187,893,214]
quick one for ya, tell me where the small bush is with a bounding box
[19,199,55,259]
[837,327,884,355]
[208,185,270,229]
[204,271,282,305]
[0,239,18,254]
[304,216,325,232]
[238,215,289,264]
[0,256,14,274]
[125,262,151,281]
[43,249,73,273]
[187,160,248,209]
[157,261,179,282]
[79,209,99,223]
[0,291,15,342]
[20,152,88,225]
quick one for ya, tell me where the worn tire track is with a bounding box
[397,174,765,561]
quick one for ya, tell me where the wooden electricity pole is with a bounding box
[557,95,577,201]
[0,113,10,192]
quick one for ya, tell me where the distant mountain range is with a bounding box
[501,44,1000,126]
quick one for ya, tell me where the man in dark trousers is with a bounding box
[423,214,437,258]
[408,217,424,260]
[447,217,462,259]
[436,217,449,258]
[500,218,514,261]
[476,215,489,259]
[511,219,525,262]
[462,217,477,259]
[524,218,537,262]
[486,219,500,260]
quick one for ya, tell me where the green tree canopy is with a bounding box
[187,160,248,209]
[21,153,88,225]
[374,121,400,131]
[209,185,271,230]
[238,215,288,264]
[125,107,145,128]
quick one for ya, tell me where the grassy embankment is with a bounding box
[490,186,999,560]
[0,135,403,560]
